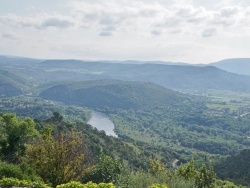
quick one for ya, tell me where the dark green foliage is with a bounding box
[176,159,216,188]
[82,154,124,184]
[0,163,25,180]
[0,162,40,181]
[0,114,38,162]
[0,97,91,123]
[215,149,250,186]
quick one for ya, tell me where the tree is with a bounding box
[0,114,38,162]
[149,159,166,176]
[176,158,197,180]
[82,154,124,184]
[176,158,216,188]
[195,163,216,188]
[26,127,89,187]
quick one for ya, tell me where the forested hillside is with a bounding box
[0,56,250,187]
[40,80,196,110]
[0,69,26,96]
[39,80,250,157]
[0,113,244,188]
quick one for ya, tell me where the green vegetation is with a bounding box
[0,177,49,188]
[0,114,38,162]
[0,113,244,188]
[39,80,250,157]
[215,149,250,186]
[56,181,115,188]
[0,97,91,122]
[1,56,250,187]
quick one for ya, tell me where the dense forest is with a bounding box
[0,113,245,188]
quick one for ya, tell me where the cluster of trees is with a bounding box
[0,113,245,188]
[0,97,91,122]
[106,104,250,156]
[215,149,250,186]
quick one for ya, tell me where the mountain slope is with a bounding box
[211,58,250,75]
[38,60,250,92]
[0,69,26,96]
[39,80,195,110]
[2,56,250,92]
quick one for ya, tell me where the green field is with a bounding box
[202,89,250,110]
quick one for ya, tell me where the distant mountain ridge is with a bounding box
[210,58,250,75]
[36,59,250,92]
[1,55,250,93]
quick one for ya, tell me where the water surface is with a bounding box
[87,111,117,137]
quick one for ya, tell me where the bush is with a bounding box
[0,177,50,188]
[0,163,24,180]
[148,183,168,188]
[56,181,115,188]
[0,162,40,181]
[82,155,124,184]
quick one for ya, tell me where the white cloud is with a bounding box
[40,18,73,29]
[202,28,217,37]
[0,0,250,63]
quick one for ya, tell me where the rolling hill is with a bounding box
[39,80,196,110]
[2,56,250,93]
[39,79,250,157]
[211,58,250,75]
[0,69,26,97]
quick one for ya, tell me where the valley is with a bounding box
[0,56,250,187]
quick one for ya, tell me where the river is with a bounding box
[87,111,118,137]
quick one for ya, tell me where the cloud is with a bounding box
[220,6,240,17]
[1,0,249,38]
[40,18,73,29]
[99,31,113,37]
[0,33,16,40]
[69,0,250,38]
[202,28,217,37]
[151,30,161,36]
[0,14,74,30]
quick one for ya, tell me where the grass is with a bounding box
[202,89,250,110]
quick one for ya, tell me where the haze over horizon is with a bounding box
[1,0,250,64]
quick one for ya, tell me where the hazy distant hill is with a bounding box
[0,69,25,96]
[40,80,192,110]
[35,60,250,93]
[211,58,250,75]
[2,56,250,93]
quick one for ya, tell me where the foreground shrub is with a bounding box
[148,183,168,188]
[83,155,124,184]
[215,180,246,188]
[26,128,88,187]
[0,177,50,188]
[0,162,40,181]
[56,181,115,188]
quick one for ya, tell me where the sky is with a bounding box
[0,0,250,64]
